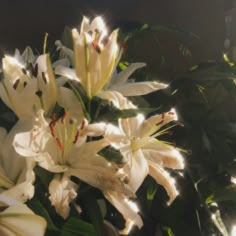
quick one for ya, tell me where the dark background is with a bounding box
[0,0,225,78]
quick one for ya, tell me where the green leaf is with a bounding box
[98,145,125,164]
[214,185,236,202]
[34,166,54,189]
[60,218,96,236]
[79,193,104,236]
[99,105,160,122]
[27,197,58,231]
[162,226,175,236]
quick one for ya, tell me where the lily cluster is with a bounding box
[0,16,184,235]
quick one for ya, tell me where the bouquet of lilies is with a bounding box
[0,16,184,235]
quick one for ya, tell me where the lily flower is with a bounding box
[0,196,46,236]
[72,16,119,99]
[0,126,35,204]
[56,17,167,99]
[96,91,184,204]
[13,110,143,231]
[0,52,58,120]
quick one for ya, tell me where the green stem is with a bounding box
[68,81,91,122]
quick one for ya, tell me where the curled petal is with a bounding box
[142,143,184,169]
[148,161,179,205]
[49,174,78,219]
[104,191,143,235]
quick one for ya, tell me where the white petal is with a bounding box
[142,144,184,169]
[104,191,143,235]
[112,81,168,96]
[139,111,177,138]
[49,174,78,219]
[55,65,77,81]
[36,54,58,115]
[21,46,35,64]
[98,90,136,109]
[111,63,146,86]
[122,149,149,192]
[148,161,179,205]
[1,180,35,203]
[0,204,47,236]
[72,29,87,90]
[96,29,118,96]
[57,87,83,119]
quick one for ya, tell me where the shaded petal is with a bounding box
[55,65,77,81]
[57,87,83,119]
[98,90,136,110]
[21,46,35,64]
[55,40,74,65]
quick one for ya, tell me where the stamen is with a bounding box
[87,30,93,36]
[33,63,38,77]
[29,63,38,78]
[92,40,101,53]
[69,117,77,125]
[13,79,20,90]
[22,68,27,75]
[23,81,27,87]
[61,112,68,124]
[41,72,47,84]
[101,35,109,46]
[56,137,63,150]
[80,119,86,130]
[156,120,164,126]
[73,130,79,144]
[50,121,56,137]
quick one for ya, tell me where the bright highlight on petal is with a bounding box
[231,224,236,236]
[231,176,236,185]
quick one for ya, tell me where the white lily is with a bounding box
[0,125,35,204]
[0,52,57,120]
[13,110,143,230]
[0,196,46,236]
[55,16,167,100]
[97,91,184,204]
[72,16,119,99]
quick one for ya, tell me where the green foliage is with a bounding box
[59,218,96,236]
